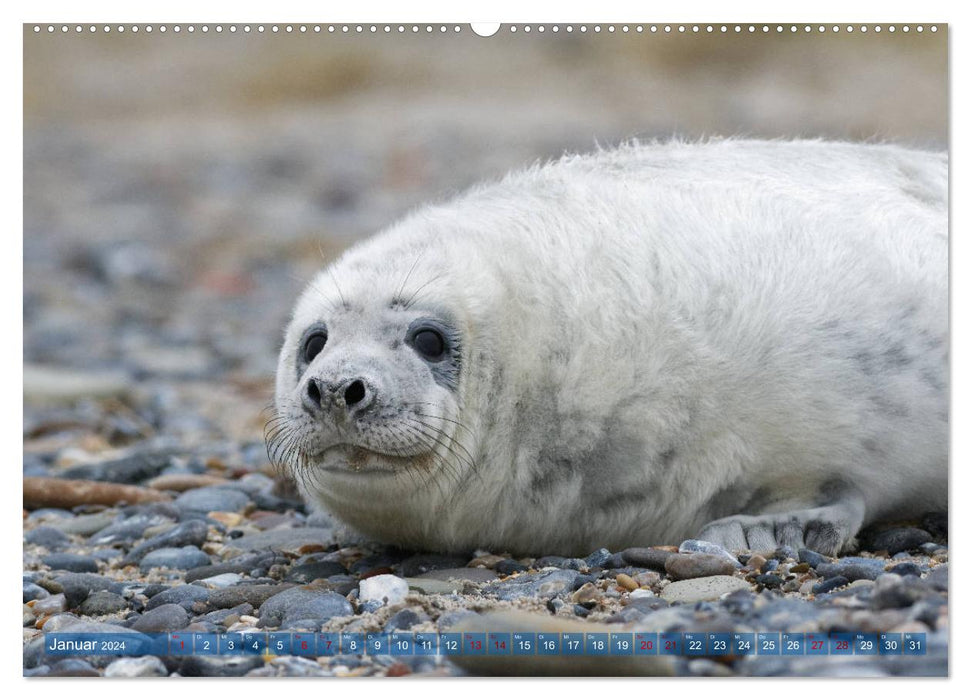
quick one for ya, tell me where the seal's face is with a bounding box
[271,281,466,503]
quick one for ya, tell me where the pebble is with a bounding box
[54,573,113,608]
[88,513,172,546]
[888,562,922,578]
[174,486,251,515]
[868,527,935,555]
[286,561,347,583]
[746,554,767,571]
[79,591,129,616]
[678,539,741,566]
[104,656,168,678]
[199,573,243,588]
[207,584,295,609]
[32,593,69,615]
[185,551,288,583]
[534,555,568,569]
[495,559,529,575]
[122,519,209,565]
[258,586,354,628]
[483,569,579,601]
[222,527,335,553]
[48,512,118,536]
[413,567,498,583]
[24,582,50,603]
[139,546,211,571]
[144,584,210,611]
[61,451,174,484]
[147,473,230,491]
[620,547,675,571]
[24,526,71,549]
[383,608,423,632]
[399,554,468,577]
[42,553,99,573]
[665,553,737,580]
[584,548,611,568]
[925,564,948,592]
[24,477,169,509]
[615,573,639,591]
[816,557,887,582]
[359,574,409,606]
[798,548,828,568]
[660,575,751,604]
[812,576,850,594]
[179,656,264,677]
[131,603,189,632]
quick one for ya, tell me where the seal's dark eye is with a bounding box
[412,328,445,360]
[303,332,327,363]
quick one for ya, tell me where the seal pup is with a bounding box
[270,139,947,556]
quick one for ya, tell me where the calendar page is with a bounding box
[22,17,948,680]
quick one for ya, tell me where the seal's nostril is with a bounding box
[306,378,322,410]
[344,379,366,406]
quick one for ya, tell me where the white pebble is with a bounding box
[104,655,167,677]
[359,574,409,606]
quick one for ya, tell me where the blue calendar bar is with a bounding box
[42,630,929,657]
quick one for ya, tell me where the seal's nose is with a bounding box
[302,377,375,419]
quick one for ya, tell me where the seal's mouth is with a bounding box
[313,443,433,475]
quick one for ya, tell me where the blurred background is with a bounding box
[23,25,947,457]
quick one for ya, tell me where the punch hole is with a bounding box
[131,25,138,33]
[33,25,39,32]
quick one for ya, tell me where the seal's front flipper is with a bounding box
[697,481,866,556]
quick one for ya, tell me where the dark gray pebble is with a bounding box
[25,526,71,549]
[60,450,174,484]
[871,573,931,610]
[122,519,209,566]
[201,603,254,626]
[399,554,468,577]
[534,555,568,568]
[258,587,353,628]
[798,548,827,568]
[54,573,113,607]
[179,656,264,677]
[888,562,922,578]
[921,512,947,539]
[383,608,422,632]
[207,583,295,609]
[571,574,597,591]
[925,564,947,592]
[562,558,587,571]
[186,550,289,583]
[763,559,779,572]
[816,557,886,582]
[91,548,122,561]
[145,584,210,611]
[175,487,251,515]
[24,582,51,603]
[130,603,189,632]
[79,590,129,616]
[573,604,591,617]
[42,553,99,573]
[812,576,850,594]
[139,546,211,571]
[621,547,675,571]
[584,548,611,568]
[286,561,347,583]
[88,513,172,546]
[774,546,798,561]
[869,527,935,555]
[603,552,628,569]
[755,573,784,588]
[495,559,528,575]
[483,569,579,601]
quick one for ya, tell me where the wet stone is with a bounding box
[25,526,71,549]
[140,546,211,571]
[42,553,99,573]
[79,590,129,616]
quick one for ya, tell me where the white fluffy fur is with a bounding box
[276,139,948,556]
